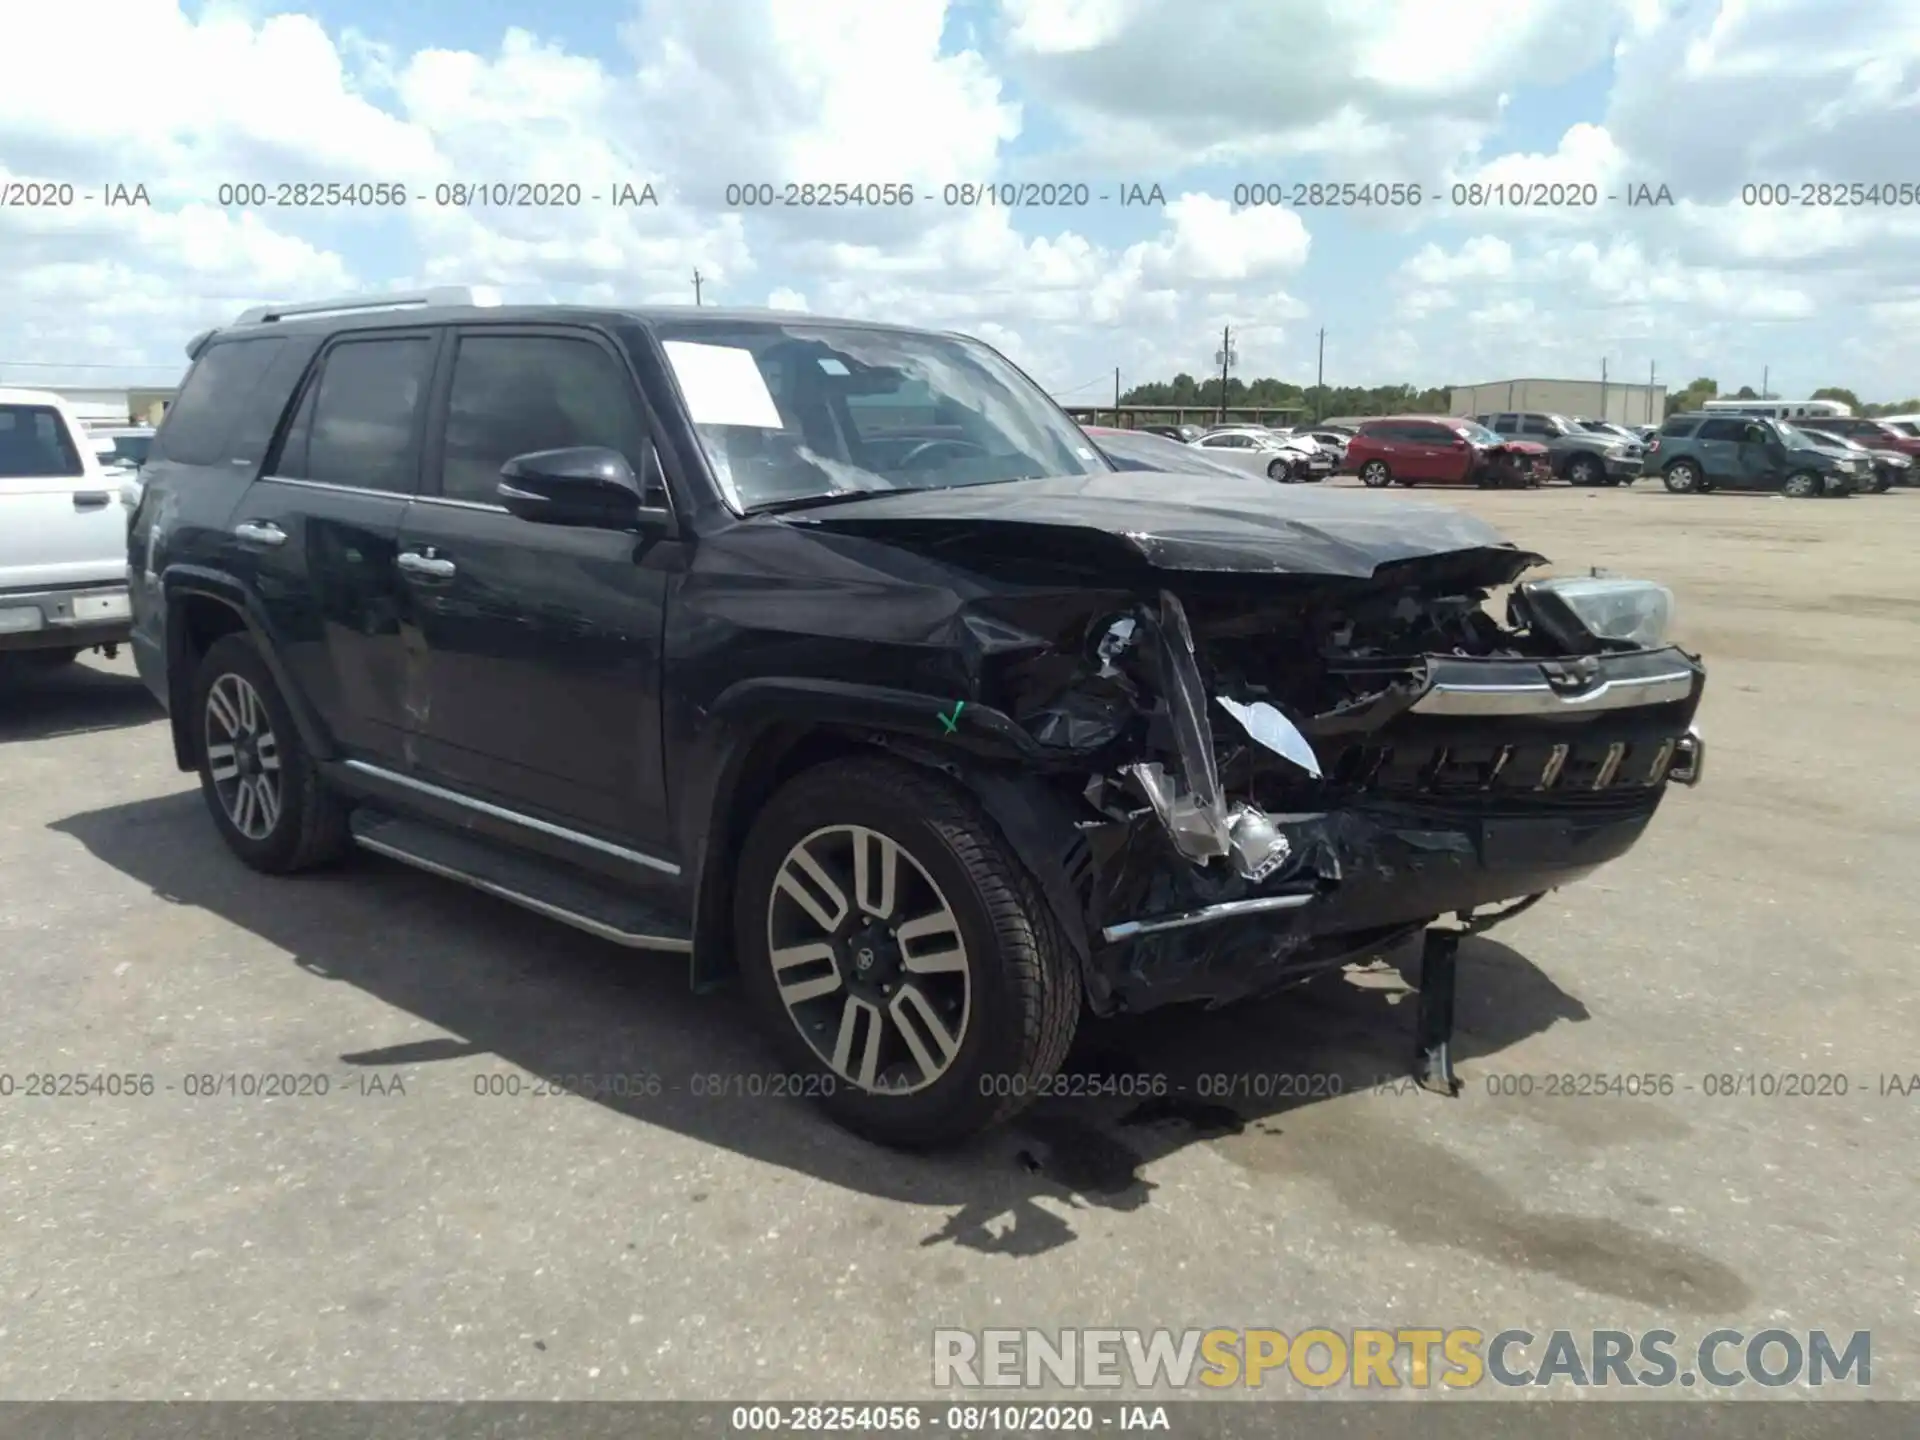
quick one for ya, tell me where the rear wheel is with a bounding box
[1663,460,1702,494]
[735,757,1080,1149]
[1358,459,1393,488]
[192,633,351,874]
[1781,470,1821,499]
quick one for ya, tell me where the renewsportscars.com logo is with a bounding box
[932,1328,1871,1390]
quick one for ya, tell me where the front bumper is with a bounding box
[1607,454,1645,477]
[1081,647,1705,1013]
[0,583,133,652]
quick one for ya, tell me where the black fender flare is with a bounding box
[161,566,333,771]
[681,677,1092,992]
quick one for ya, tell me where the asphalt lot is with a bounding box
[2,480,1915,1401]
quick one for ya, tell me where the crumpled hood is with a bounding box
[784,471,1540,580]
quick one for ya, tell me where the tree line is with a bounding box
[1118,374,1920,419]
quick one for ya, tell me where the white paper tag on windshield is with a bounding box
[663,342,783,428]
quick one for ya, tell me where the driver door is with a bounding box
[1734,422,1783,490]
[392,325,679,857]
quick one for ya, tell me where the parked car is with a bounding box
[88,423,157,469]
[1475,411,1644,486]
[1649,414,1864,496]
[1800,428,1901,492]
[1192,426,1331,481]
[1574,419,1645,447]
[1345,416,1549,488]
[1873,414,1920,440]
[1137,423,1203,444]
[1300,429,1351,466]
[1796,415,1920,475]
[131,287,1706,1147]
[0,387,135,667]
[1084,426,1258,476]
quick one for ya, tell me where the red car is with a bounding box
[1345,415,1550,488]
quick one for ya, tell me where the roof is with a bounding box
[1356,413,1464,425]
[0,386,68,406]
[1450,377,1664,388]
[214,301,945,348]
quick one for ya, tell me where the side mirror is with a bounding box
[497,446,662,530]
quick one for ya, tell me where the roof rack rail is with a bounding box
[231,286,496,327]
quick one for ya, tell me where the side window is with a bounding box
[1491,414,1519,433]
[279,337,434,492]
[1410,423,1452,443]
[0,405,83,478]
[438,334,649,504]
[152,338,288,466]
[1518,415,1553,435]
[1696,419,1746,442]
[1661,418,1699,438]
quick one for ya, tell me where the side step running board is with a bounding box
[349,811,692,953]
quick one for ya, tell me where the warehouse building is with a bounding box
[1447,377,1666,428]
[3,384,178,425]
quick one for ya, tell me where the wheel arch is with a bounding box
[682,680,1095,999]
[162,568,331,774]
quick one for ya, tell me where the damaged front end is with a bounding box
[991,562,1704,1017]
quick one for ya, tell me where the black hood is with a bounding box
[782,471,1541,581]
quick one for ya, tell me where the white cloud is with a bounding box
[0,0,1915,400]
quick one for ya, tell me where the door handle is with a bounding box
[74,491,111,509]
[232,520,287,547]
[396,551,457,579]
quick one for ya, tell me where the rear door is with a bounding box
[0,399,123,591]
[1692,418,1749,485]
[392,324,677,855]
[236,330,439,761]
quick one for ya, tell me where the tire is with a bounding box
[1568,455,1602,486]
[733,756,1080,1149]
[191,632,351,874]
[1663,460,1702,494]
[1359,459,1393,488]
[1781,470,1821,499]
[1267,457,1290,481]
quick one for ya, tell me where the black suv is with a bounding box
[129,288,1706,1147]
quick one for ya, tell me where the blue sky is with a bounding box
[5,0,1918,401]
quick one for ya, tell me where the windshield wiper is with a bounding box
[743,489,888,516]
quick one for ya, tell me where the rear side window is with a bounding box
[1697,419,1747,442]
[0,405,82,478]
[436,334,648,504]
[153,338,288,466]
[1660,418,1699,437]
[276,337,434,493]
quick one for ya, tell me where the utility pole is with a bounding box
[1114,366,1120,419]
[1315,327,1325,423]
[1761,365,1768,399]
[1215,325,1233,423]
[1649,361,1657,423]
[692,270,704,306]
[1600,357,1609,421]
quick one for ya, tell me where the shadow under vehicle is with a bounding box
[126,287,1708,1149]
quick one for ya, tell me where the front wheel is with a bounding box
[192,633,351,873]
[1568,456,1602,486]
[1267,457,1291,481]
[734,756,1080,1149]
[1358,460,1393,488]
[1781,470,1822,499]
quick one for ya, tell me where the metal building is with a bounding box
[1,384,178,425]
[1447,377,1667,428]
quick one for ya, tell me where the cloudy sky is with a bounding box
[3,0,1917,403]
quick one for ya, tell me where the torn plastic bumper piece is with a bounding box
[1413,927,1462,1097]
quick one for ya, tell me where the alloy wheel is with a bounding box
[204,673,282,840]
[1361,461,1392,487]
[765,824,971,1095]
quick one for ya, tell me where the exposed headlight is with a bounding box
[1889,454,1913,468]
[1518,576,1674,650]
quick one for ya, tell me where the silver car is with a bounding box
[1191,426,1330,482]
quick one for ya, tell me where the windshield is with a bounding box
[648,319,1110,512]
[1773,420,1824,447]
[1889,422,1920,437]
[1454,421,1502,443]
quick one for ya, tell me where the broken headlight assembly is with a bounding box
[1510,575,1674,651]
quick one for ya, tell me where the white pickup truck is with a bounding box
[0,387,135,666]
